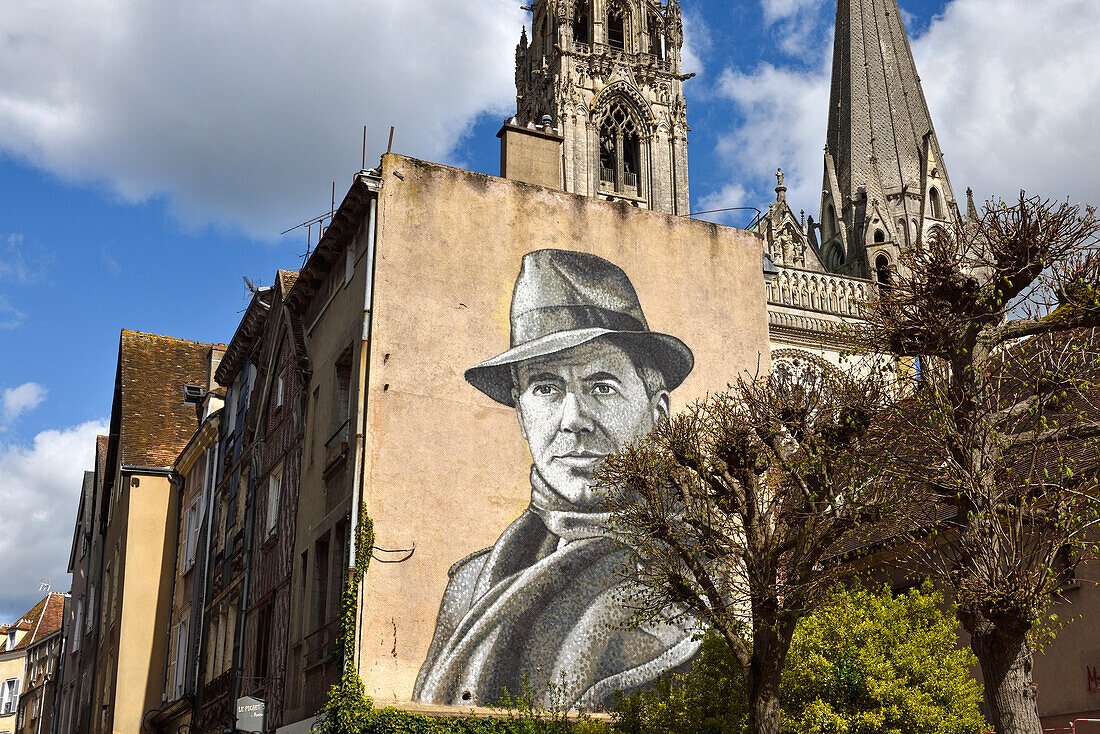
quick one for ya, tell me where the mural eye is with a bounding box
[532,384,557,396]
[592,383,616,396]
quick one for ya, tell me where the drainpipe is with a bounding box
[347,183,380,673]
[192,436,219,714]
[156,469,185,726]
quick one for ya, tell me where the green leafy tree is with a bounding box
[782,584,985,734]
[614,584,986,734]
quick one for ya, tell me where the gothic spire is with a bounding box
[819,0,957,276]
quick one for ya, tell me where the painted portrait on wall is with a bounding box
[413,249,700,708]
[356,155,768,713]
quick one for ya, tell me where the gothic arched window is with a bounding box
[875,254,892,289]
[647,12,664,58]
[598,100,643,196]
[929,187,943,219]
[874,228,885,243]
[607,0,629,51]
[573,0,590,45]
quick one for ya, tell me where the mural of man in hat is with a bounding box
[413,249,700,710]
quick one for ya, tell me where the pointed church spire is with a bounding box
[819,0,957,277]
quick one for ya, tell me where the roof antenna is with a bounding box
[39,578,51,593]
[242,276,259,295]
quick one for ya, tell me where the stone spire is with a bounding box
[819,0,957,278]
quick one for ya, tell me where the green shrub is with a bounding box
[613,583,987,734]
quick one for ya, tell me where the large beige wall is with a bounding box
[114,474,175,734]
[355,154,769,703]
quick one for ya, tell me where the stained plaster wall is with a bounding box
[353,153,769,704]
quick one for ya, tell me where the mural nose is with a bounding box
[560,391,594,433]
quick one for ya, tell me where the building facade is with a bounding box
[84,332,223,734]
[0,593,64,734]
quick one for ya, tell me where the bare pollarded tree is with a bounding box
[855,193,1100,734]
[595,365,899,734]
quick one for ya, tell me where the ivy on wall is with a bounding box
[310,506,615,734]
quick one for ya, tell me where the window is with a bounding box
[255,607,272,679]
[929,187,943,219]
[598,100,642,196]
[295,551,308,641]
[71,599,83,652]
[313,534,331,630]
[335,352,352,429]
[1,678,18,715]
[183,501,198,568]
[173,621,188,698]
[876,255,892,288]
[85,584,95,634]
[275,371,285,407]
[573,0,589,44]
[205,617,220,683]
[874,229,885,243]
[226,382,238,433]
[182,384,204,404]
[647,12,664,58]
[4,631,15,651]
[110,548,120,624]
[607,1,627,50]
[265,467,282,536]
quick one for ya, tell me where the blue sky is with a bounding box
[1,0,1099,618]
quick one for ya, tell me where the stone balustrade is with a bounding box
[766,266,871,318]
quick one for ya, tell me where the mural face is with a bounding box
[513,339,669,507]
[413,249,699,710]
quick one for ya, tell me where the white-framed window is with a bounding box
[183,501,198,568]
[266,466,282,536]
[4,631,16,651]
[0,677,19,715]
[173,620,188,698]
[71,598,83,652]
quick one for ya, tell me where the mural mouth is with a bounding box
[555,451,606,468]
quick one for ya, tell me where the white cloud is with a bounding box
[0,297,26,330]
[0,420,106,619]
[713,62,830,221]
[680,8,710,82]
[0,0,525,240]
[2,383,47,426]
[694,183,750,225]
[913,0,1100,207]
[761,0,824,25]
[0,234,53,285]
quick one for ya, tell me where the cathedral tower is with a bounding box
[511,0,690,214]
[819,0,957,280]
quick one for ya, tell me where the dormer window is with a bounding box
[182,384,204,405]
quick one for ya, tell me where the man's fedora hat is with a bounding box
[465,249,694,406]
